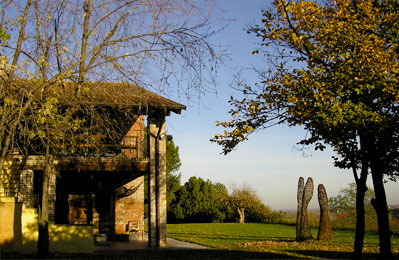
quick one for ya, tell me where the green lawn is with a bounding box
[3,224,398,259]
[167,223,399,259]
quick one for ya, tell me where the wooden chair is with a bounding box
[127,220,144,240]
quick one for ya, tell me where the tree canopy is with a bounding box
[166,136,182,175]
[226,185,269,224]
[172,176,226,223]
[0,0,221,93]
[212,0,399,257]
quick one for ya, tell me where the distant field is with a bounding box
[167,223,399,259]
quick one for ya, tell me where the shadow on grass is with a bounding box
[1,249,295,259]
[287,250,399,259]
[167,232,293,242]
[3,248,398,259]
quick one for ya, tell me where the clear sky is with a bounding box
[165,0,399,211]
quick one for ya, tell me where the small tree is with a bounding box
[245,201,271,224]
[228,185,266,224]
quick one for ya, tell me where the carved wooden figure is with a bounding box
[296,177,304,240]
[298,177,314,240]
[317,184,332,240]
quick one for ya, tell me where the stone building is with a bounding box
[0,81,185,253]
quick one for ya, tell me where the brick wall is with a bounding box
[114,176,144,235]
[0,198,16,250]
[0,160,19,198]
[1,165,55,217]
[121,115,145,159]
[113,114,145,236]
[0,198,23,252]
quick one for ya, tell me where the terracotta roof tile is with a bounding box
[18,80,186,114]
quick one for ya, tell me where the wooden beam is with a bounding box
[10,155,148,172]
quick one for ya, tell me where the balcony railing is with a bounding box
[54,134,148,160]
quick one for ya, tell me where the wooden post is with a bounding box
[147,112,167,247]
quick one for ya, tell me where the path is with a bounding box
[95,234,209,251]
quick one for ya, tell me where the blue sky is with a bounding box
[165,0,399,211]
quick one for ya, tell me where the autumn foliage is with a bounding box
[213,0,399,257]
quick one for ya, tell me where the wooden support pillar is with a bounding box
[147,112,167,247]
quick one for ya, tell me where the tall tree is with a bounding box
[212,0,398,257]
[166,136,182,175]
[0,0,223,256]
[166,137,183,222]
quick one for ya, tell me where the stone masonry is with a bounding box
[148,112,167,247]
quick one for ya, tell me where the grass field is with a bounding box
[3,223,398,259]
[167,223,399,259]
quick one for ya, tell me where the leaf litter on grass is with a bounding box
[167,223,398,259]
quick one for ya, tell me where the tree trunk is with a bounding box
[370,165,392,258]
[237,208,245,224]
[37,218,49,258]
[78,0,92,84]
[353,167,367,258]
[37,149,52,258]
[9,0,31,77]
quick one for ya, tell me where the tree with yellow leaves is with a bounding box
[226,185,267,224]
[212,0,399,257]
